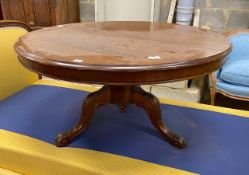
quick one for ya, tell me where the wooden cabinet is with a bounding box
[0,0,80,28]
[0,3,3,20]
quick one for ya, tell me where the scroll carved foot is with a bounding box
[119,105,126,113]
[133,86,186,149]
[56,86,110,147]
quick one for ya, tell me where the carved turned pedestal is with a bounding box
[14,22,231,149]
[56,85,186,148]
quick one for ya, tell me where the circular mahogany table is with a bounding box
[15,22,231,149]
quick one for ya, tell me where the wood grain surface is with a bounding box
[15,21,232,85]
[0,0,80,28]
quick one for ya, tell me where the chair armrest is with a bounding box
[0,20,32,32]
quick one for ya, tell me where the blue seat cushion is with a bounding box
[220,56,249,87]
[216,79,249,98]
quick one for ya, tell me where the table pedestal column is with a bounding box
[56,85,186,149]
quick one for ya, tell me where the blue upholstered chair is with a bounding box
[209,29,249,105]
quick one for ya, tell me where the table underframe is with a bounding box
[56,85,186,149]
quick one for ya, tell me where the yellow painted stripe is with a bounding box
[34,79,249,118]
[33,79,99,92]
[0,130,196,175]
[159,98,249,118]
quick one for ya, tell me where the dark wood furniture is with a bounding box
[14,22,231,149]
[0,3,3,20]
[0,20,32,31]
[0,0,80,29]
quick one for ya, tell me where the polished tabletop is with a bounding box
[15,22,231,84]
[15,22,231,70]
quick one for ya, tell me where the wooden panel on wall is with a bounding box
[1,0,11,19]
[0,2,3,20]
[32,0,52,26]
[0,0,80,27]
[67,0,80,23]
[56,0,80,25]
[8,0,26,21]
[49,0,57,25]
[23,0,36,26]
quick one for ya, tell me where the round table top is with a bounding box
[15,22,231,85]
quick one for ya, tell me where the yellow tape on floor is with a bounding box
[0,130,196,175]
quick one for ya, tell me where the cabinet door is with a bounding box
[56,0,80,25]
[0,3,3,20]
[32,0,52,26]
[23,0,36,26]
[1,0,26,21]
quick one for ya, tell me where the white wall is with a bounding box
[95,0,161,22]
